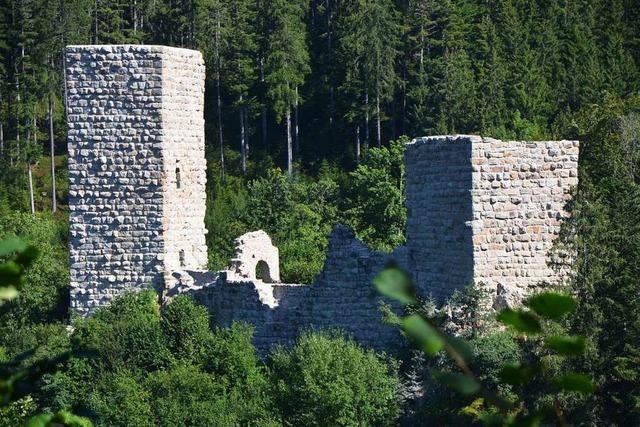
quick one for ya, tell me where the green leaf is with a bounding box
[433,371,481,395]
[15,246,39,267]
[0,237,27,257]
[52,410,93,427]
[0,286,18,302]
[545,336,585,356]
[25,414,54,427]
[443,335,475,364]
[500,363,539,386]
[527,292,577,320]
[403,314,444,356]
[496,309,541,334]
[551,373,595,394]
[374,267,416,304]
[0,261,23,286]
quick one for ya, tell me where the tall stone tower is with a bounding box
[404,135,579,305]
[66,45,208,315]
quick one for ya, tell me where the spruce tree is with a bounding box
[264,0,309,175]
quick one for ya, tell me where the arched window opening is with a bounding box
[176,168,181,189]
[179,249,186,267]
[255,260,273,283]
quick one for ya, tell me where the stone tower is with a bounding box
[66,45,207,315]
[404,135,579,305]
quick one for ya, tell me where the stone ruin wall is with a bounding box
[66,45,207,315]
[405,136,579,307]
[66,45,579,353]
[181,227,409,352]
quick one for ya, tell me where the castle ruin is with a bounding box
[66,45,579,351]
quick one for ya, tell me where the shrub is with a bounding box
[86,370,154,427]
[269,331,401,426]
[160,294,213,364]
[72,290,173,373]
[145,364,235,426]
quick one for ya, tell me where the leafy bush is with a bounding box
[72,290,172,373]
[86,370,154,427]
[342,138,407,251]
[160,294,213,364]
[269,331,401,426]
[0,212,69,327]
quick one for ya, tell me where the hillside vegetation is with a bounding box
[0,0,639,425]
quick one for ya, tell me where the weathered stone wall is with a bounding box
[405,135,579,306]
[405,136,474,300]
[159,48,208,285]
[66,45,579,351]
[187,226,407,353]
[469,137,579,306]
[66,45,207,315]
[227,230,280,283]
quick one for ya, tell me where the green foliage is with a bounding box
[160,294,212,364]
[243,168,339,282]
[343,138,406,251]
[72,290,172,373]
[144,364,235,426]
[40,291,278,426]
[553,94,640,424]
[375,266,593,425]
[269,331,401,426]
[86,371,154,427]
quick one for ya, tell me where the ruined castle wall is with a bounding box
[190,226,406,353]
[404,136,475,300]
[405,135,579,305]
[470,138,579,302]
[66,45,207,315]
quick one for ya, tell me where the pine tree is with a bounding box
[196,0,226,178]
[264,0,309,175]
[223,0,258,174]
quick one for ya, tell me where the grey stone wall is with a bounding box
[405,136,475,300]
[187,226,407,353]
[405,135,579,306]
[66,45,207,315]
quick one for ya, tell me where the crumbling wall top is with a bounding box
[227,230,280,283]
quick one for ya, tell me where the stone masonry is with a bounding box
[66,45,579,352]
[405,136,579,307]
[66,45,207,315]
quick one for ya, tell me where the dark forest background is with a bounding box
[1,0,640,425]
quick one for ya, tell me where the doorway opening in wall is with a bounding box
[255,260,273,283]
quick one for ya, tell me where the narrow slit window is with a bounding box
[176,167,181,189]
[179,249,186,267]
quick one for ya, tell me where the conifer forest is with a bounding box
[0,0,640,425]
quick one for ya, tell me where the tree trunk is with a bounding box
[243,107,249,158]
[260,56,267,146]
[402,65,407,136]
[216,69,224,181]
[133,0,138,35]
[355,125,361,164]
[28,163,35,215]
[0,120,4,159]
[215,11,224,181]
[327,0,334,126]
[286,109,292,176]
[49,96,57,212]
[94,0,99,43]
[240,96,246,174]
[364,86,369,150]
[376,94,381,147]
[294,86,299,155]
